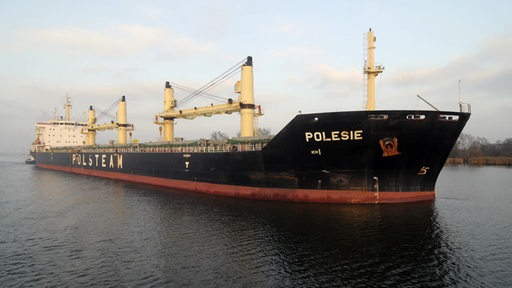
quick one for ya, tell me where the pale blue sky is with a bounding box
[1,0,511,152]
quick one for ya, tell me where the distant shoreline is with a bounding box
[446,157,512,166]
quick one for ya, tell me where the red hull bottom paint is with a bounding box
[37,164,435,204]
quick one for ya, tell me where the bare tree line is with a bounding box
[449,133,512,165]
[210,128,272,141]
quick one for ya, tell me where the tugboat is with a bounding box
[25,155,36,164]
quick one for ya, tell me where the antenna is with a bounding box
[458,80,462,103]
[64,94,72,121]
[457,80,472,113]
[458,80,463,112]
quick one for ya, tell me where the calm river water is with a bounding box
[1,153,511,287]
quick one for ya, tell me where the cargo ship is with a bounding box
[31,30,471,203]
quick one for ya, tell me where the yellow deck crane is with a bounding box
[82,96,134,145]
[154,56,263,142]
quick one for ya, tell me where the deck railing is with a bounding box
[35,140,270,154]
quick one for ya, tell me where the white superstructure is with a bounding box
[31,97,87,152]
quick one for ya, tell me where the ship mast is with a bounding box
[64,95,72,121]
[364,29,384,110]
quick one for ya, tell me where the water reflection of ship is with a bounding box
[142,188,460,286]
[225,200,458,286]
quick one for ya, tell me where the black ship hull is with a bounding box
[34,110,470,203]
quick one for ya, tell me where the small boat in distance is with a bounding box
[25,154,36,164]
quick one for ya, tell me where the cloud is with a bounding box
[276,21,300,34]
[269,46,321,58]
[478,34,512,64]
[156,37,215,59]
[310,64,361,85]
[13,25,214,59]
[280,63,361,91]
[134,4,164,20]
[15,25,156,56]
